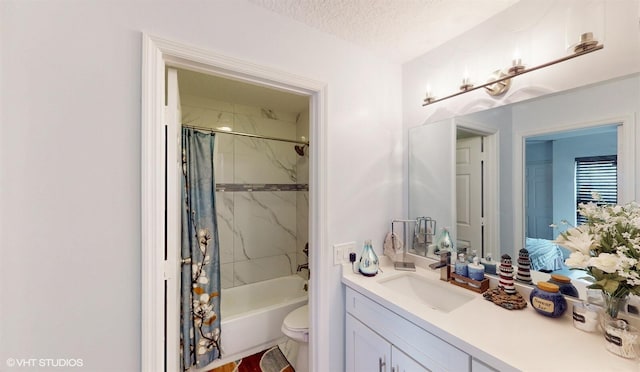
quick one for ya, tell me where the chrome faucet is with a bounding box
[297,242,310,278]
[428,250,451,281]
[297,262,310,281]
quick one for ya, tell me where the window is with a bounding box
[576,155,617,224]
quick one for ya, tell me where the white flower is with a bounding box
[565,252,591,269]
[590,253,620,274]
[213,327,220,341]
[557,199,640,295]
[197,229,208,239]
[199,293,210,303]
[554,226,594,255]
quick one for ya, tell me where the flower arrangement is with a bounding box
[554,194,640,305]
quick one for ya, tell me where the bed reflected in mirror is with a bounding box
[524,124,619,283]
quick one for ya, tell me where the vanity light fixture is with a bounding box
[421,32,603,107]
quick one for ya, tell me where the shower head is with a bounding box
[294,144,307,156]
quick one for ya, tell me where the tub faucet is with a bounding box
[298,243,310,278]
[428,250,451,281]
[297,263,310,280]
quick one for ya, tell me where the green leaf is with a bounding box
[579,275,595,283]
[603,280,620,294]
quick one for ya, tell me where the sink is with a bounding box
[378,272,474,312]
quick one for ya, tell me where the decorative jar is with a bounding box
[604,319,639,359]
[547,274,579,298]
[572,302,599,333]
[529,282,567,318]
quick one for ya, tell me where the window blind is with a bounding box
[576,155,617,224]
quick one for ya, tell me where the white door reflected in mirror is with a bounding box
[456,135,483,256]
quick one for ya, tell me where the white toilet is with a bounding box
[281,304,309,372]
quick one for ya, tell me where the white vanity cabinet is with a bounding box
[346,313,428,372]
[345,287,481,372]
[392,345,430,372]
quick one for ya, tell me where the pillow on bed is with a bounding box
[525,237,566,272]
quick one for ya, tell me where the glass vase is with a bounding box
[602,291,629,320]
[358,239,379,277]
[434,227,454,255]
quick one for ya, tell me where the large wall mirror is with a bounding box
[408,73,639,299]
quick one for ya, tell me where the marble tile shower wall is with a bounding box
[181,94,309,289]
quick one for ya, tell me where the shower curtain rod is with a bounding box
[182,124,309,145]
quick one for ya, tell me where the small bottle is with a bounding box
[358,239,379,277]
[467,249,477,263]
[468,257,485,282]
[547,274,579,298]
[482,253,497,275]
[530,282,567,318]
[454,253,468,282]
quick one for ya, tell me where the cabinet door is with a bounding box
[471,358,498,372]
[346,314,390,372]
[391,346,430,372]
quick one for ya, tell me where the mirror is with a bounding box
[408,73,639,299]
[524,125,618,275]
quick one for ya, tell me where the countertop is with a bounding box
[342,258,639,372]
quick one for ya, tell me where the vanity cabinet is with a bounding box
[345,287,483,372]
[471,358,499,372]
[346,313,428,372]
[392,345,430,372]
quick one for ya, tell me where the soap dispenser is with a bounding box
[454,253,468,282]
[358,239,379,277]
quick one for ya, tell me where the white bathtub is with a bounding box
[199,275,308,370]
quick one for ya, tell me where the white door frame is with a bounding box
[455,120,500,261]
[141,34,329,372]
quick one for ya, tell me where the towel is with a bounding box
[383,232,404,261]
[414,225,433,245]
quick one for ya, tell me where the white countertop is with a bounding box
[342,258,639,372]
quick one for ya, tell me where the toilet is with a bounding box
[281,304,309,372]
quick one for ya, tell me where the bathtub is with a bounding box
[200,275,308,370]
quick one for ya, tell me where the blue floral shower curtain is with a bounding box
[180,128,222,370]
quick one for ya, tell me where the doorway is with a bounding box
[456,134,483,256]
[141,35,328,372]
[455,123,499,261]
[169,67,311,370]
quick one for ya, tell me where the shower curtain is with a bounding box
[180,128,222,369]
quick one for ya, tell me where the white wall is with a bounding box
[552,132,617,228]
[403,0,640,131]
[0,1,403,371]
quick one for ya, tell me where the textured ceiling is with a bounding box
[249,0,519,63]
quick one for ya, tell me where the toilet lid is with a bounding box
[283,304,308,330]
